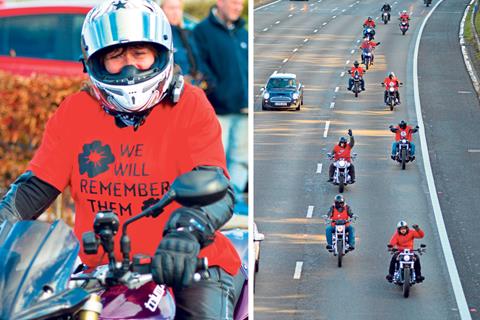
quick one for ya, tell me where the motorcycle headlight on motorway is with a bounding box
[292,93,299,100]
[403,255,410,261]
[263,92,270,100]
[337,226,344,232]
[389,87,395,92]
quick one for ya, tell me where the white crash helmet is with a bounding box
[397,220,408,229]
[81,0,174,115]
[402,10,407,14]
[389,71,396,78]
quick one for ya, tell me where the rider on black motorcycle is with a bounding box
[325,195,356,251]
[386,221,425,283]
[381,3,392,20]
[389,121,419,160]
[0,0,241,318]
[383,72,401,104]
[328,129,356,183]
[347,61,365,91]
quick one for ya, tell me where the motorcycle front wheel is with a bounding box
[339,175,345,193]
[337,240,343,268]
[403,268,411,298]
[401,148,407,170]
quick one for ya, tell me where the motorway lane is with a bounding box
[418,0,480,317]
[254,0,463,319]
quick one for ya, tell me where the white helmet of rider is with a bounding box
[389,71,396,78]
[402,10,407,14]
[397,220,408,229]
[81,0,174,116]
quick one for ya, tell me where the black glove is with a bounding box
[415,125,419,129]
[389,125,394,129]
[412,224,420,231]
[348,129,353,137]
[151,207,215,289]
[151,230,200,289]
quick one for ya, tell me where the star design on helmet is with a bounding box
[113,1,126,9]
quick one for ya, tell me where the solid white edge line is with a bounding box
[254,0,282,11]
[293,261,303,279]
[413,1,472,319]
[323,121,330,138]
[467,149,480,152]
[330,102,335,108]
[307,206,314,218]
[317,163,323,173]
[248,0,254,315]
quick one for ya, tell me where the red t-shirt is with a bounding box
[333,144,352,161]
[28,84,241,275]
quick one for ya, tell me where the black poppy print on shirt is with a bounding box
[78,140,115,178]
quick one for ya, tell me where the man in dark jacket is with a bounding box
[161,0,206,87]
[193,0,248,210]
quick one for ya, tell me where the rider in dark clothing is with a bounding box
[381,3,392,20]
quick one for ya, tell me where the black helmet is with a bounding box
[399,120,407,129]
[334,194,345,208]
[368,16,373,21]
[353,60,359,67]
[338,136,347,146]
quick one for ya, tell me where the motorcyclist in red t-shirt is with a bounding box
[325,194,356,251]
[347,61,366,91]
[399,10,410,25]
[363,16,376,28]
[328,129,356,183]
[0,0,240,318]
[386,221,425,283]
[383,71,401,104]
[360,38,380,64]
[389,120,419,160]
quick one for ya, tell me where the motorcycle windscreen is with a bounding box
[0,220,80,319]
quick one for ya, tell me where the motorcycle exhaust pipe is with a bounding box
[78,293,103,320]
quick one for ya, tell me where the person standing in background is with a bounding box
[193,0,248,212]
[160,0,206,87]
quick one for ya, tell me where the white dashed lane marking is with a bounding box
[263,28,268,32]
[317,163,323,173]
[330,102,336,109]
[293,261,304,279]
[323,121,330,138]
[323,22,328,26]
[341,71,345,77]
[307,206,315,218]
[283,58,288,63]
[335,86,339,92]
[293,48,298,52]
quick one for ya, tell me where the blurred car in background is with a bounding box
[0,2,91,76]
[0,1,198,77]
[261,73,304,111]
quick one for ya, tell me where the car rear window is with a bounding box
[0,14,85,61]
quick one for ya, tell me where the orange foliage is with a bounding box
[0,71,85,223]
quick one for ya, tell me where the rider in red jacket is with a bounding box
[347,61,366,91]
[386,221,425,283]
[399,10,410,25]
[325,195,356,251]
[363,17,376,28]
[328,129,356,183]
[389,120,419,160]
[383,72,401,104]
[360,38,380,64]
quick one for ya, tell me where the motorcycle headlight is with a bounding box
[401,139,407,143]
[338,160,346,167]
[403,255,410,261]
[337,226,344,232]
[389,87,395,92]
[292,93,299,100]
[263,92,270,100]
